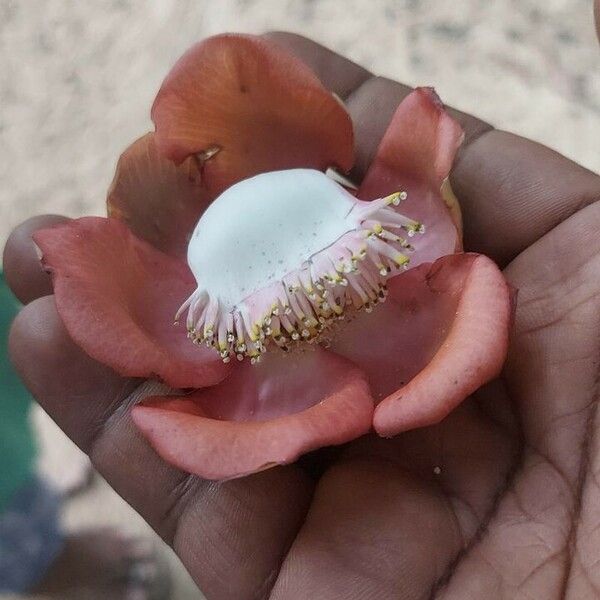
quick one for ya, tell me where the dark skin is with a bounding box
[4,15,600,598]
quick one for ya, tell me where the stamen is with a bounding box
[176,169,425,362]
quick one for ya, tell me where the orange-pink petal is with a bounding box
[132,349,374,480]
[107,133,214,259]
[33,217,231,389]
[151,34,354,195]
[359,87,465,264]
[330,253,511,436]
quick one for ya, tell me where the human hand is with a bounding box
[5,25,600,599]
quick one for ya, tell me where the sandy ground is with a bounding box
[1,0,599,598]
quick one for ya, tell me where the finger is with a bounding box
[264,31,371,99]
[271,458,462,600]
[339,75,492,179]
[3,215,69,304]
[264,33,490,172]
[269,33,600,267]
[349,86,600,266]
[271,391,520,599]
[451,131,600,266]
[10,296,313,599]
[263,34,489,166]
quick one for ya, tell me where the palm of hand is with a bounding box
[264,172,600,599]
[5,33,600,600]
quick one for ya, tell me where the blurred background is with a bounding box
[0,0,598,598]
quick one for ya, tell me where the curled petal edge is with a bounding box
[132,349,374,480]
[373,253,512,437]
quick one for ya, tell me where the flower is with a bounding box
[33,34,512,480]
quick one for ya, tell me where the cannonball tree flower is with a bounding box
[33,34,512,480]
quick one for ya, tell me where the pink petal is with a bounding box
[330,253,511,436]
[132,349,374,480]
[107,133,213,259]
[33,217,231,389]
[358,88,464,265]
[151,34,354,195]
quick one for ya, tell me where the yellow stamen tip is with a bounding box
[384,191,401,206]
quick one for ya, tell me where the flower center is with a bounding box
[177,169,424,363]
